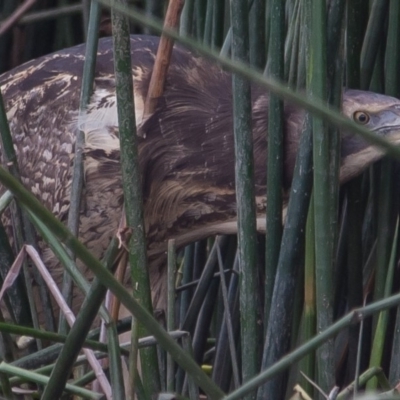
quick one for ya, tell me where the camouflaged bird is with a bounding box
[1,35,400,318]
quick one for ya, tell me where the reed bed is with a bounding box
[0,0,400,399]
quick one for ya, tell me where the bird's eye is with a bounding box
[353,111,370,125]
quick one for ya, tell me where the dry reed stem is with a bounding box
[142,0,184,119]
[0,245,113,399]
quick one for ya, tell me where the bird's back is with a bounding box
[0,36,271,314]
[0,36,275,266]
[2,35,400,319]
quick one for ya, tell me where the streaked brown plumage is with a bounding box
[1,35,400,318]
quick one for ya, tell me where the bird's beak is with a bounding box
[372,105,400,136]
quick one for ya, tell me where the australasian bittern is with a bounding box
[1,35,400,321]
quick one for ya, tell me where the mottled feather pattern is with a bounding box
[0,36,271,313]
[2,35,400,316]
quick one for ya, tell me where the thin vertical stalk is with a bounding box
[107,321,126,400]
[143,0,164,35]
[367,218,399,390]
[360,0,389,90]
[180,0,195,37]
[178,244,194,324]
[55,0,75,48]
[326,0,346,86]
[82,0,91,37]
[298,195,316,396]
[258,116,313,400]
[309,0,334,394]
[264,0,284,329]
[212,257,240,393]
[369,46,385,93]
[284,0,300,83]
[192,277,220,364]
[216,243,240,389]
[295,9,308,90]
[354,297,367,397]
[345,178,364,379]
[249,0,266,69]
[286,20,300,87]
[373,161,393,302]
[384,0,400,99]
[326,0,344,254]
[167,239,176,392]
[181,335,199,400]
[211,0,224,50]
[60,0,101,333]
[111,1,160,396]
[194,0,206,41]
[345,1,366,379]
[203,0,213,46]
[230,0,259,395]
[346,0,366,89]
[130,317,140,398]
[71,0,101,209]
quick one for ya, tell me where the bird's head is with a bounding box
[340,89,400,182]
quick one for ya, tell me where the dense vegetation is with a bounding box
[1,0,400,399]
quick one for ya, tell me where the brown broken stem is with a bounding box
[142,0,184,119]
